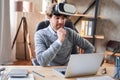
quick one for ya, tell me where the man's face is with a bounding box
[50,15,66,32]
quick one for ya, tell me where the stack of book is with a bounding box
[8,69,34,80]
[80,20,93,36]
[8,69,28,78]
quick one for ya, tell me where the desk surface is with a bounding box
[0,66,115,80]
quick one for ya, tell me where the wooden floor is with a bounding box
[12,60,32,65]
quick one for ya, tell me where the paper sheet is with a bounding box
[0,71,5,80]
[8,74,34,80]
[0,74,3,80]
[76,76,115,80]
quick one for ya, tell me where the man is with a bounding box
[34,3,95,66]
[36,20,78,54]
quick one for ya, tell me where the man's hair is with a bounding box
[45,3,68,18]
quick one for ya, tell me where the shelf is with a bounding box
[81,35,104,39]
[74,13,106,19]
[95,35,104,39]
[39,12,106,19]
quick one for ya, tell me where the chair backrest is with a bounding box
[36,20,78,32]
[32,20,78,66]
[36,20,50,31]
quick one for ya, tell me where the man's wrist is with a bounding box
[56,39,62,46]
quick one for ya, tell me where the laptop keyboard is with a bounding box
[60,70,66,75]
[54,68,66,75]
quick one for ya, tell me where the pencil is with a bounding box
[32,71,45,77]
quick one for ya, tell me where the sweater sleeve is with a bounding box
[68,29,95,53]
[34,31,62,66]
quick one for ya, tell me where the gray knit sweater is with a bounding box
[34,25,95,66]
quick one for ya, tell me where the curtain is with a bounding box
[0,0,13,64]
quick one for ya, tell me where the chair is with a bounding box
[104,40,120,63]
[32,20,78,66]
[36,20,78,32]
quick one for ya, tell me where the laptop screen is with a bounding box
[54,53,104,78]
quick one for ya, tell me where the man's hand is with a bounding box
[57,28,66,43]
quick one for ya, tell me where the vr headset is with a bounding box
[54,3,76,16]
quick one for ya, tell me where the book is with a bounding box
[8,69,28,78]
[87,21,93,36]
[80,20,93,36]
[80,20,86,36]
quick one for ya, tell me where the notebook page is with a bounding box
[76,76,115,80]
[0,74,4,80]
[0,71,5,80]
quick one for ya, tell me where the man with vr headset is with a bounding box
[34,3,95,66]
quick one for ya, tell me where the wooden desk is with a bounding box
[0,66,115,80]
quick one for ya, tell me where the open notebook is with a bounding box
[76,76,114,80]
[54,53,104,78]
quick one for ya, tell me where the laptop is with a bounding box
[54,53,104,78]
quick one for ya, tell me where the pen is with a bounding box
[32,71,45,77]
[0,67,5,72]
